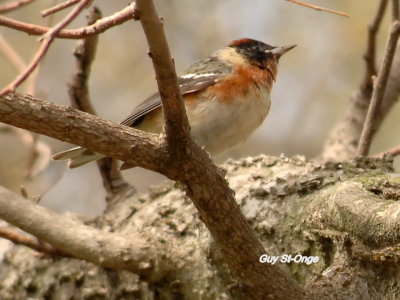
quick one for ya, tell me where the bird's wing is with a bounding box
[120,53,233,127]
[120,73,223,127]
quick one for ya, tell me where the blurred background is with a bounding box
[0,0,399,215]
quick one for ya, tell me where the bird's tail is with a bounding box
[52,147,105,168]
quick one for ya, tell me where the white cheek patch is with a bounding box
[216,47,247,66]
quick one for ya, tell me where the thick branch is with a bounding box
[0,185,155,275]
[0,92,165,172]
[0,92,307,298]
[309,181,400,247]
[134,1,305,299]
[0,3,137,39]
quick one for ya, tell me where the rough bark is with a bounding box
[1,155,399,299]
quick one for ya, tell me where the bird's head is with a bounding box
[227,38,296,70]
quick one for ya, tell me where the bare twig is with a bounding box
[0,34,38,95]
[0,3,137,39]
[285,0,349,17]
[41,0,80,17]
[67,6,134,202]
[68,6,100,115]
[0,0,35,13]
[362,0,389,93]
[393,0,400,20]
[0,34,26,72]
[24,132,40,178]
[321,2,400,161]
[0,0,91,97]
[0,227,70,257]
[97,158,135,205]
[374,144,400,157]
[357,21,400,156]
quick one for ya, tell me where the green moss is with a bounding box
[351,173,400,201]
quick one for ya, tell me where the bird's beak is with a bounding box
[271,44,297,58]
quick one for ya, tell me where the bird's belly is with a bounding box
[187,87,271,154]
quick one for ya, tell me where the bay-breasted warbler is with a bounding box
[53,38,296,168]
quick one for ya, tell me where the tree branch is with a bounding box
[357,21,400,156]
[0,0,35,14]
[0,34,26,72]
[0,32,306,300]
[134,1,305,299]
[41,0,80,17]
[0,92,305,296]
[0,226,70,257]
[375,144,400,157]
[0,3,137,40]
[0,0,91,96]
[362,0,389,94]
[0,92,165,172]
[0,1,307,297]
[135,0,190,146]
[321,2,400,161]
[67,6,134,202]
[0,185,158,276]
[392,0,399,20]
[309,181,400,247]
[285,0,349,17]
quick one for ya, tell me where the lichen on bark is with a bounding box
[0,154,399,299]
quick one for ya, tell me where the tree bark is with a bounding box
[1,154,399,299]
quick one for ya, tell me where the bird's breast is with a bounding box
[186,82,271,154]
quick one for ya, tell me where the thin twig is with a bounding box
[285,0,349,17]
[0,34,26,72]
[0,4,137,39]
[0,0,35,13]
[0,227,70,257]
[357,21,400,156]
[68,6,100,115]
[393,0,400,20]
[362,0,389,94]
[374,145,400,157]
[0,0,90,97]
[0,34,38,95]
[41,0,80,17]
[67,6,134,202]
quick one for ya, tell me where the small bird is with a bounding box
[53,38,296,168]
